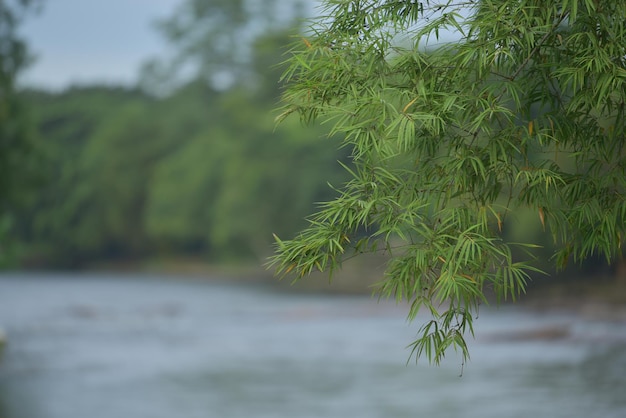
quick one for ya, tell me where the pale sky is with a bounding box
[17,1,462,91]
[18,0,183,90]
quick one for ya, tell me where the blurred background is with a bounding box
[6,0,349,272]
[0,1,625,417]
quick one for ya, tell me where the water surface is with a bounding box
[0,272,625,418]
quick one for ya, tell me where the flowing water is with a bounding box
[0,272,625,418]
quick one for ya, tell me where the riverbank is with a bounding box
[521,276,626,322]
[81,255,626,319]
[87,254,388,293]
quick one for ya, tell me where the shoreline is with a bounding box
[9,257,626,321]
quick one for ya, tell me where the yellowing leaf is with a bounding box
[402,97,418,113]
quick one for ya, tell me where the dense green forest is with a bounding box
[14,80,348,267]
[0,0,348,268]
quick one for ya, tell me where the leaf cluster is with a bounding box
[271,0,626,364]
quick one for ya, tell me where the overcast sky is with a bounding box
[16,1,462,91]
[18,0,183,90]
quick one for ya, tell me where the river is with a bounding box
[0,272,625,418]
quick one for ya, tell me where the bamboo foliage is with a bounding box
[270,0,626,364]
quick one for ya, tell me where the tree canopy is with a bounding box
[271,0,626,364]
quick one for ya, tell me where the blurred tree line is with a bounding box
[3,0,349,268]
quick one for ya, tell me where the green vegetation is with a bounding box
[270,0,626,364]
[0,0,42,265]
[3,0,349,268]
[16,60,347,267]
